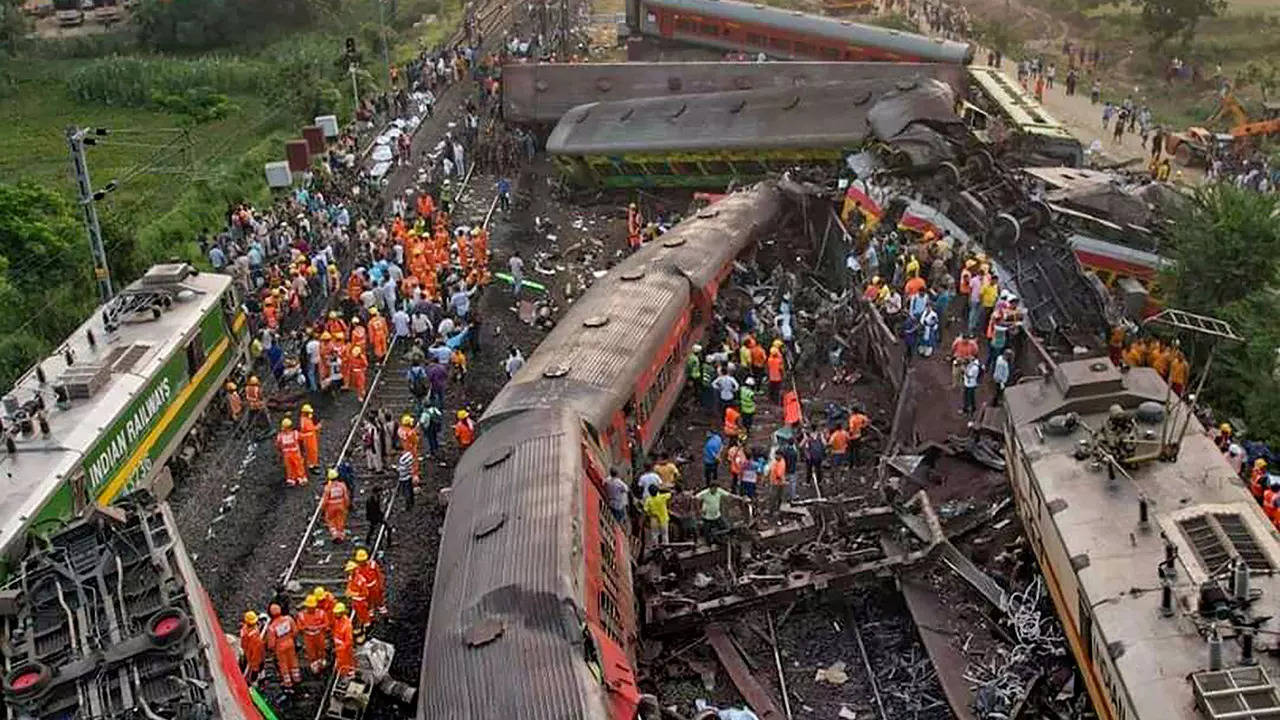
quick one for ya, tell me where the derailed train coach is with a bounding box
[0,264,247,579]
[623,0,974,64]
[418,185,784,720]
[1,492,261,720]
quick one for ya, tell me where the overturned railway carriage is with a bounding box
[0,264,245,576]
[625,0,974,63]
[501,61,967,125]
[2,493,259,720]
[1005,358,1280,720]
[419,185,785,720]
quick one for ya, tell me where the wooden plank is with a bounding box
[705,624,786,720]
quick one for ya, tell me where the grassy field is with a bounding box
[0,58,277,222]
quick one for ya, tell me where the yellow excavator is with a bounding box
[1164,93,1280,167]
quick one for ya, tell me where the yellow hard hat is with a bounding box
[344,560,358,573]
[248,376,260,385]
[333,602,348,616]
[370,307,379,316]
[401,415,414,426]
[629,202,636,208]
[334,331,346,340]
[303,595,318,608]
[1221,423,1232,433]
[351,316,362,324]
[312,586,326,597]
[281,418,293,429]
[301,404,313,414]
[225,382,237,391]
[327,468,339,480]
[329,311,338,319]
[471,227,481,235]
[457,410,468,419]
[321,332,332,340]
[872,276,882,284]
[355,548,369,562]
[1256,458,1268,468]
[352,346,363,356]
[244,610,258,625]
[771,339,783,349]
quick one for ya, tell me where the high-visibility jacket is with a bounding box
[228,390,243,419]
[240,622,264,672]
[332,616,355,676]
[739,386,756,414]
[276,429,300,454]
[847,413,870,440]
[398,425,419,453]
[454,419,476,448]
[355,560,386,609]
[724,407,741,437]
[245,385,265,410]
[767,352,784,383]
[323,480,350,514]
[1267,489,1278,521]
[686,353,701,381]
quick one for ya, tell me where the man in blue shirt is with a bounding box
[703,431,723,485]
[208,244,226,272]
[497,177,511,212]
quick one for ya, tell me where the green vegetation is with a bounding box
[1161,184,1280,444]
[0,0,463,386]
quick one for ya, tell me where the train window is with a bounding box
[1078,589,1093,661]
[769,36,790,50]
[821,47,839,60]
[699,159,732,175]
[676,18,694,32]
[184,334,206,380]
[699,23,718,35]
[794,42,814,57]
[746,32,764,46]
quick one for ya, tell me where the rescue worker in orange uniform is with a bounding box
[1266,480,1279,523]
[1168,350,1190,396]
[332,603,356,677]
[326,311,348,339]
[453,410,476,450]
[472,226,490,283]
[318,331,334,370]
[263,291,280,330]
[456,228,472,272]
[322,468,351,542]
[225,382,243,422]
[627,202,643,250]
[334,330,351,388]
[368,308,389,360]
[265,604,302,689]
[344,560,372,636]
[749,339,767,384]
[312,586,334,627]
[298,404,321,472]
[353,548,387,615]
[723,404,741,440]
[296,594,329,675]
[398,415,420,481]
[349,345,370,401]
[350,316,369,356]
[276,418,306,487]
[346,271,364,305]
[847,409,870,463]
[1251,459,1269,502]
[240,610,265,683]
[766,344,785,402]
[244,375,267,430]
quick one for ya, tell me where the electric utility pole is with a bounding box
[66,126,113,303]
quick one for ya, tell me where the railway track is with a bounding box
[275,162,502,720]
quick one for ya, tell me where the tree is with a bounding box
[0,0,25,57]
[1237,60,1280,103]
[1132,0,1227,51]
[1162,184,1280,444]
[0,182,90,294]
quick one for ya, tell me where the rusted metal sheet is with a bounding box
[705,625,786,720]
[898,572,978,720]
[503,61,967,124]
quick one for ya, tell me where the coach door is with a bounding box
[69,469,90,511]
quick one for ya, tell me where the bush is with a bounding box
[66,55,266,107]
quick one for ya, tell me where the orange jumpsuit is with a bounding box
[350,325,369,355]
[240,622,264,679]
[397,425,420,480]
[276,429,306,486]
[299,415,321,469]
[297,608,329,674]
[346,572,372,627]
[453,418,475,450]
[474,229,490,283]
[265,615,302,687]
[355,560,387,613]
[1251,466,1267,501]
[458,234,472,272]
[369,316,389,359]
[227,390,243,421]
[347,274,363,303]
[332,614,356,677]
[326,318,349,338]
[349,350,369,401]
[322,480,351,541]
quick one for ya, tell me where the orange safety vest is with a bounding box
[240,623,264,670]
[398,425,419,452]
[767,353,784,382]
[276,429,300,454]
[454,419,475,448]
[847,413,869,440]
[299,415,319,441]
[323,480,350,511]
[228,391,243,417]
[245,385,265,410]
[724,407,741,437]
